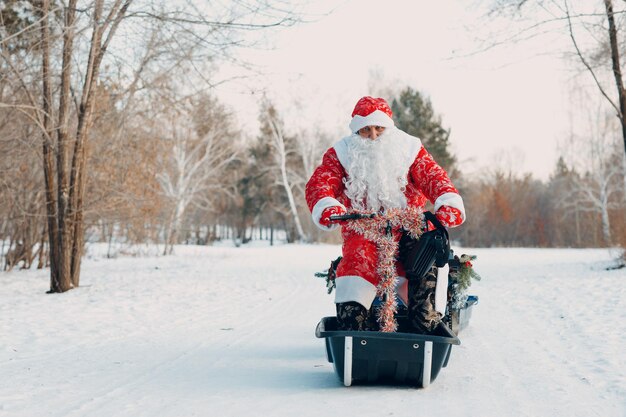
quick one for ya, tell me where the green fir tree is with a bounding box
[391,87,457,174]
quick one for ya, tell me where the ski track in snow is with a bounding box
[1,244,625,417]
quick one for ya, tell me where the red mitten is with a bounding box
[435,205,464,228]
[319,206,347,228]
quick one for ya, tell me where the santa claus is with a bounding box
[305,96,466,332]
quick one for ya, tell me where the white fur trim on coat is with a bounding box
[349,110,395,133]
[311,197,346,231]
[334,275,378,308]
[434,192,466,223]
[335,275,409,309]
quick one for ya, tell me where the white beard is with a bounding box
[343,127,409,212]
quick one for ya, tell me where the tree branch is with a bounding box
[565,0,621,114]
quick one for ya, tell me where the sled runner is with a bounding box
[315,211,479,387]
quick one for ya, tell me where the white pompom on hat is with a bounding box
[349,96,395,133]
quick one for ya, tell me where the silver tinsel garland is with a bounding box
[344,207,424,332]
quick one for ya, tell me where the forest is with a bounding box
[1,1,625,290]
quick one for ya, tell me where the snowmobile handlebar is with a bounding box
[328,211,445,231]
[329,213,377,221]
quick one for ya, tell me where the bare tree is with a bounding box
[85,82,164,253]
[259,100,307,242]
[564,0,626,158]
[486,0,626,157]
[0,128,47,271]
[1,0,302,291]
[557,111,624,245]
[157,95,239,254]
[40,0,133,292]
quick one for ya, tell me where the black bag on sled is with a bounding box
[399,211,450,279]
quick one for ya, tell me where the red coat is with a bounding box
[305,133,465,308]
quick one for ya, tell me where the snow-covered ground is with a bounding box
[1,244,625,417]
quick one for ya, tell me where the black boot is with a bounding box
[336,301,377,331]
[408,266,442,334]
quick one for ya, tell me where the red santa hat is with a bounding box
[349,96,395,133]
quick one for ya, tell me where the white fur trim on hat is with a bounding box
[349,109,395,133]
[434,192,466,223]
[311,197,346,231]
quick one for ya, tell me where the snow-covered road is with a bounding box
[1,244,624,417]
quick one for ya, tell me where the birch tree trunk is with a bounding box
[164,197,188,255]
[268,116,306,242]
[599,188,612,245]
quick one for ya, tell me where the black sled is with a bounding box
[316,316,459,387]
[315,211,478,387]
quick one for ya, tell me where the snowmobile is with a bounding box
[315,211,479,388]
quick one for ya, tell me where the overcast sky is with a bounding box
[214,0,601,181]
